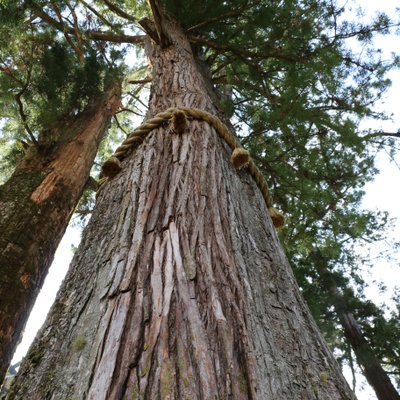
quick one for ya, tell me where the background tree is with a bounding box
[1,0,399,398]
[0,0,123,382]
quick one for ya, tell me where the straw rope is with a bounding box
[99,107,284,228]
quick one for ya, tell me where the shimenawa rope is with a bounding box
[99,107,284,228]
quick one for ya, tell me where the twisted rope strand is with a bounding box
[99,107,284,228]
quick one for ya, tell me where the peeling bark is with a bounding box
[7,19,356,400]
[0,82,121,383]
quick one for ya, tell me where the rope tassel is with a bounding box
[231,147,250,168]
[268,207,285,229]
[170,110,188,134]
[101,156,122,178]
[98,107,284,228]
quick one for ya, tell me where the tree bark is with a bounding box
[0,82,121,384]
[6,19,356,400]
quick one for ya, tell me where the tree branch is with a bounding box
[79,0,115,28]
[128,77,152,84]
[68,2,84,58]
[138,17,160,44]
[13,48,38,147]
[113,115,128,135]
[189,35,299,63]
[128,91,149,111]
[332,22,400,42]
[362,131,400,140]
[187,1,252,33]
[15,93,38,147]
[103,0,136,22]
[52,0,84,63]
[0,64,24,86]
[89,31,145,44]
[147,0,171,47]
[31,3,145,45]
[117,108,145,117]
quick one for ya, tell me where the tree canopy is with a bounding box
[1,0,399,395]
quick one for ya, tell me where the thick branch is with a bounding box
[138,17,160,44]
[88,31,145,44]
[128,77,152,84]
[147,0,171,47]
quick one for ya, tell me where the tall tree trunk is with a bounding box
[0,82,121,383]
[6,19,356,400]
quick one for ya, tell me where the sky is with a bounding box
[8,1,400,399]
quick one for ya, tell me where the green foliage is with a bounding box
[33,43,109,127]
[0,2,126,182]
[0,0,24,25]
[164,0,245,30]
[0,120,25,183]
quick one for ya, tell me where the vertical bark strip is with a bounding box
[7,19,356,400]
[0,83,121,383]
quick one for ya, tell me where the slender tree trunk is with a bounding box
[340,312,400,399]
[6,19,356,400]
[312,250,400,399]
[0,82,121,383]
